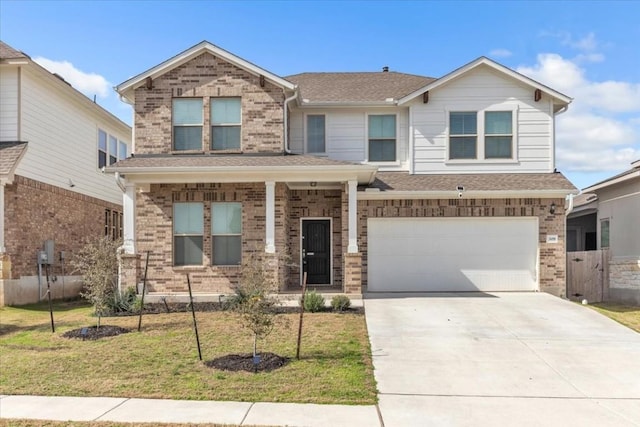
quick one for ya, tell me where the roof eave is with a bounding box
[397,57,573,106]
[359,188,578,200]
[298,101,397,108]
[582,170,640,193]
[116,41,296,102]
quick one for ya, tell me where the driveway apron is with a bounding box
[365,292,640,427]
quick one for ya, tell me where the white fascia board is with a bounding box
[116,41,296,102]
[397,57,572,106]
[297,101,397,108]
[114,165,377,185]
[582,171,640,193]
[358,189,578,200]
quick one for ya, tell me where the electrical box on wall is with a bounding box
[43,240,55,265]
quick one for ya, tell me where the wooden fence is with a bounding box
[566,250,609,303]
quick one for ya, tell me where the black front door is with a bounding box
[302,219,331,285]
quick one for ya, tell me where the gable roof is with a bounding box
[582,159,640,192]
[0,141,28,184]
[397,56,572,110]
[286,72,435,105]
[0,41,28,61]
[116,41,296,103]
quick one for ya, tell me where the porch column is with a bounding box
[0,183,5,253]
[122,182,136,254]
[347,180,358,253]
[265,181,276,253]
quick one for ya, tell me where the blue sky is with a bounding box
[2,0,639,190]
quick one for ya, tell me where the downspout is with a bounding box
[283,89,298,154]
[114,172,126,193]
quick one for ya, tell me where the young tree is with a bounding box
[229,253,286,359]
[70,236,121,328]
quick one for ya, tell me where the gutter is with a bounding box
[283,90,298,154]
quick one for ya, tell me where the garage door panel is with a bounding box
[367,218,538,292]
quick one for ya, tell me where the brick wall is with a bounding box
[357,197,567,296]
[134,182,289,293]
[4,175,122,279]
[287,189,343,289]
[134,52,285,154]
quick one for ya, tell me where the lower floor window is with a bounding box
[212,202,242,265]
[173,203,204,266]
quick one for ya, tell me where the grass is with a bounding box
[587,302,640,333]
[0,301,377,405]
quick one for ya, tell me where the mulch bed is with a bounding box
[61,325,130,340]
[114,302,364,316]
[205,352,290,373]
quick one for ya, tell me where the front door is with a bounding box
[302,219,331,285]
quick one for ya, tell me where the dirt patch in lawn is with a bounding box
[62,325,130,340]
[206,352,290,372]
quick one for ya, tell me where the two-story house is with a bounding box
[0,41,132,305]
[110,41,576,298]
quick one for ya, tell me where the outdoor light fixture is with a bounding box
[549,202,556,214]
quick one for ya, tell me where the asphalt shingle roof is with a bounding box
[285,72,435,103]
[0,41,28,60]
[368,172,577,192]
[0,141,28,176]
[107,154,369,169]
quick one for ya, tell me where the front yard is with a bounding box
[0,300,377,405]
[587,302,640,333]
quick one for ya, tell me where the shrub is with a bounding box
[109,286,141,314]
[301,290,325,312]
[331,294,351,311]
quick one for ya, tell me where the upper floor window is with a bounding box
[173,98,203,151]
[368,114,396,162]
[485,111,513,159]
[307,115,326,153]
[212,202,242,265]
[211,98,241,150]
[98,129,127,168]
[173,202,204,266]
[449,112,477,159]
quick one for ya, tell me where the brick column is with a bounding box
[262,252,283,291]
[344,253,362,294]
[119,253,140,293]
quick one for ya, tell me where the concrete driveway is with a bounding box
[365,292,640,426]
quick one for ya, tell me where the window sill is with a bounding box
[445,159,519,165]
[171,150,205,155]
[365,160,401,167]
[172,265,208,271]
[208,149,243,155]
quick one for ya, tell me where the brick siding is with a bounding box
[3,175,121,280]
[357,197,567,296]
[134,52,285,154]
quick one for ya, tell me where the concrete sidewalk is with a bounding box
[0,395,381,426]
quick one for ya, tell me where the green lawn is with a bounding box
[0,301,377,405]
[587,302,640,333]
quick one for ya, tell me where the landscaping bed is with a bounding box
[0,300,376,404]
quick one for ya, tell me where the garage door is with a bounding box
[367,217,538,292]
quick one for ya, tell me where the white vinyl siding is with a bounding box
[411,65,554,173]
[289,108,409,170]
[0,67,19,140]
[13,66,130,205]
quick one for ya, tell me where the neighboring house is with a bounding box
[109,41,576,298]
[567,160,640,304]
[0,41,132,305]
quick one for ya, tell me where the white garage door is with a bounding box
[367,217,538,292]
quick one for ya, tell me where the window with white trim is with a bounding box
[98,129,126,168]
[307,115,326,153]
[449,112,477,159]
[368,114,396,162]
[173,98,203,151]
[173,203,204,266]
[485,111,513,159]
[211,98,241,150]
[212,202,242,265]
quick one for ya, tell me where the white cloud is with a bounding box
[565,32,598,52]
[34,57,111,98]
[489,48,512,58]
[517,52,640,175]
